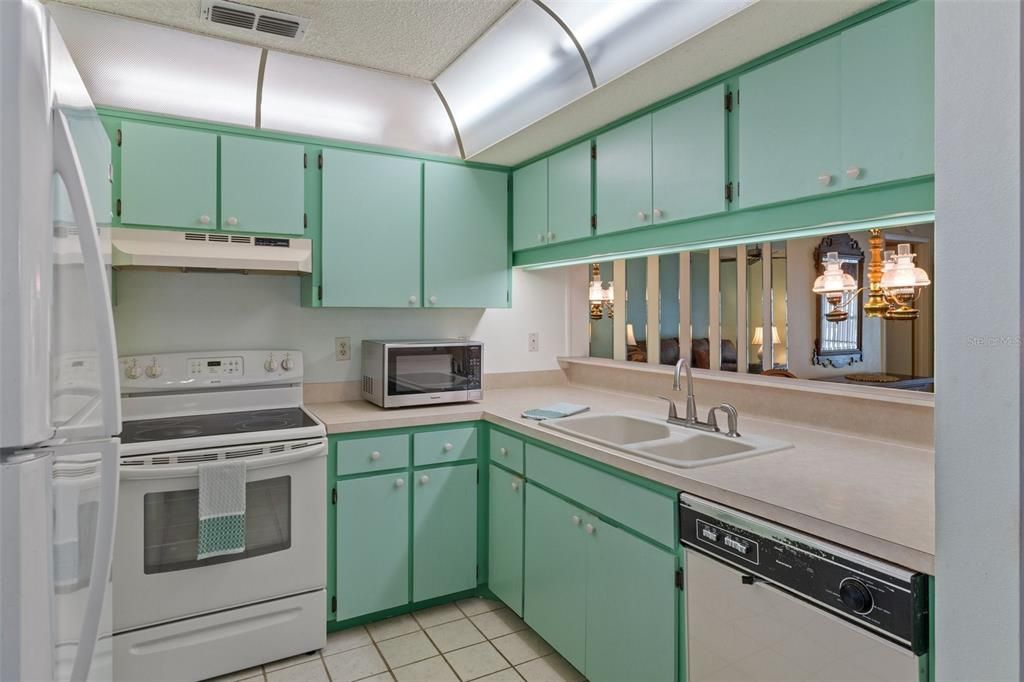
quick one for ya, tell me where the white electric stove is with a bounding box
[112,350,327,682]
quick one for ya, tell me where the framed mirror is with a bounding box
[813,234,864,367]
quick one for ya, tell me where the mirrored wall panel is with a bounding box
[625,257,648,363]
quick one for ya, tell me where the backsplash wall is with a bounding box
[113,267,576,383]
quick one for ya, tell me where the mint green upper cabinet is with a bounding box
[336,473,409,620]
[321,149,422,307]
[488,465,524,616]
[524,483,587,673]
[737,36,843,208]
[423,163,509,308]
[120,121,216,229]
[840,0,934,188]
[512,159,548,251]
[547,142,593,244]
[595,116,653,233]
[585,519,675,682]
[413,464,478,602]
[652,84,728,223]
[219,136,305,235]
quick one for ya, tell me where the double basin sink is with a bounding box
[541,412,792,468]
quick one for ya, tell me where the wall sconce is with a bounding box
[812,229,931,322]
[588,263,614,320]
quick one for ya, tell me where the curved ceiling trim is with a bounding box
[532,0,597,89]
[432,82,467,160]
[255,48,268,129]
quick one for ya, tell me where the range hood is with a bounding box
[111,228,312,274]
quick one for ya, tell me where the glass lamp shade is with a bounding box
[626,323,638,347]
[751,326,782,346]
[880,244,931,292]
[588,279,614,303]
[812,252,858,295]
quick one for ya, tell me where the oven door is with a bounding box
[384,343,481,407]
[112,439,326,633]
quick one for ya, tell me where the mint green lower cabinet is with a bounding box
[488,465,524,616]
[119,121,217,229]
[219,135,305,234]
[336,473,410,620]
[413,464,478,602]
[547,141,592,244]
[585,519,676,682]
[321,149,423,307]
[423,163,509,308]
[523,483,587,673]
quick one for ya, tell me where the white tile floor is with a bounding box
[209,598,585,682]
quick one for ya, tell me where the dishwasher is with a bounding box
[679,494,928,681]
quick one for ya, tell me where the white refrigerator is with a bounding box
[0,2,121,682]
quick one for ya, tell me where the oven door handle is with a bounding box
[120,439,327,480]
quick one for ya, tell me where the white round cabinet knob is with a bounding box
[500,447,508,456]
[370,451,381,461]
[199,215,211,225]
[395,478,405,488]
[571,515,581,526]
[511,480,520,491]
[409,295,418,305]
[420,475,430,485]
[818,173,833,187]
[226,216,238,226]
[636,211,647,221]
[429,295,438,305]
[538,234,546,243]
[585,523,596,535]
[653,208,664,220]
[443,443,454,452]
[547,232,556,242]
[846,166,863,179]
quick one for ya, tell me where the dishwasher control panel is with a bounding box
[680,493,928,655]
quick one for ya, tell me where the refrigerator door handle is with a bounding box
[51,108,121,437]
[53,110,121,682]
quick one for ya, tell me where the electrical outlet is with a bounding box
[528,332,539,353]
[335,337,351,361]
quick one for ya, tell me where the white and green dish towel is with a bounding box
[197,460,247,560]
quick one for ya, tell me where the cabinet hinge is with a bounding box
[116,199,122,217]
[331,596,337,613]
[318,153,324,169]
[331,487,337,504]
[591,144,597,160]
[476,469,480,484]
[724,182,734,203]
[304,213,308,229]
[590,214,597,229]
[675,569,685,591]
[476,565,480,580]
[115,129,122,146]
[318,285,323,301]
[725,91,733,113]
[303,153,308,169]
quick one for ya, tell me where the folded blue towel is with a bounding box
[522,403,590,421]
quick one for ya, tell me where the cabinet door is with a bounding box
[336,473,410,620]
[595,115,652,234]
[585,519,676,682]
[220,136,305,235]
[423,164,509,308]
[523,484,587,673]
[840,0,934,188]
[321,149,422,307]
[652,84,727,223]
[512,159,547,251]
[120,121,216,229]
[488,465,524,616]
[413,464,478,602]
[547,141,592,244]
[737,36,842,208]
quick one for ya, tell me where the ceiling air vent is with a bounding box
[201,0,307,40]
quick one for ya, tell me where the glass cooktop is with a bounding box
[120,407,318,444]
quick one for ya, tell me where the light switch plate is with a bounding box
[335,337,351,361]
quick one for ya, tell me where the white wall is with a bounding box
[934,1,1021,679]
[113,267,573,383]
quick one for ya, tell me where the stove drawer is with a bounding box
[337,433,410,476]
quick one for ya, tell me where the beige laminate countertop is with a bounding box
[308,385,934,574]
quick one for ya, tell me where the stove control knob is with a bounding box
[839,578,873,614]
[145,359,162,379]
[281,355,294,371]
[264,355,277,372]
[125,359,142,380]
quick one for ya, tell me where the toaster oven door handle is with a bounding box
[120,439,327,480]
